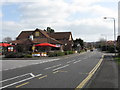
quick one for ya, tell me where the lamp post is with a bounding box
[77,44,81,53]
[104,17,116,55]
[101,34,107,51]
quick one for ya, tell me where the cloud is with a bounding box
[2,21,22,40]
[54,18,114,41]
[1,0,118,42]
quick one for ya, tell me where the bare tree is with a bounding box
[2,37,12,42]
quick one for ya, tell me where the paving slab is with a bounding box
[85,54,119,89]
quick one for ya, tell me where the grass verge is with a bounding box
[114,56,120,65]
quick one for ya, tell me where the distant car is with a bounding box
[90,49,93,51]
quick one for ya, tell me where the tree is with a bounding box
[2,37,12,42]
[96,38,107,51]
[73,38,84,50]
[46,27,55,33]
[43,29,46,31]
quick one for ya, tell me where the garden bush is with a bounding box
[64,51,74,55]
[24,54,32,58]
[48,51,65,57]
[57,52,65,56]
[68,51,73,54]
[78,51,81,53]
[48,52,56,57]
[48,51,75,57]
[107,46,115,53]
[64,51,69,55]
[5,52,25,58]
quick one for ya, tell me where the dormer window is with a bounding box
[35,31,40,37]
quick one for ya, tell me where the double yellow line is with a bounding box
[75,55,104,90]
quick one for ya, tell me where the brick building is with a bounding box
[10,28,74,52]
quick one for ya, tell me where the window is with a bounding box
[35,32,40,37]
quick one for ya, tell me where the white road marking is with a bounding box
[30,73,35,77]
[0,73,42,89]
[53,71,59,74]
[67,60,76,63]
[1,58,60,71]
[44,64,62,70]
[73,60,81,64]
[0,73,31,83]
[51,58,60,61]
[53,64,69,71]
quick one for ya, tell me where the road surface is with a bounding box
[1,50,103,89]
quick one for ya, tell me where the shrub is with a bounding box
[24,54,32,58]
[64,51,74,55]
[118,52,120,57]
[68,51,74,54]
[57,52,64,56]
[5,52,25,58]
[48,52,56,57]
[64,51,69,55]
[107,46,115,53]
[78,51,81,53]
[48,51,76,57]
[118,48,120,57]
[48,51,65,57]
[115,57,120,65]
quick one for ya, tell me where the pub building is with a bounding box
[10,28,74,55]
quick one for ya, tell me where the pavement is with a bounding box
[85,54,119,89]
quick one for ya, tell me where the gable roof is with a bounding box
[39,30,50,38]
[17,31,33,40]
[14,28,73,45]
[16,29,51,40]
[48,37,63,44]
[32,37,62,44]
[48,32,72,40]
[13,29,63,45]
[10,39,33,44]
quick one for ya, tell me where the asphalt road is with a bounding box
[1,50,103,89]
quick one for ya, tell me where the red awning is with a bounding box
[35,43,57,47]
[0,43,14,47]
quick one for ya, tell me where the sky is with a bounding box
[118,2,120,36]
[0,0,119,42]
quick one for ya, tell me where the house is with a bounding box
[10,28,74,52]
[48,32,73,51]
[106,40,114,46]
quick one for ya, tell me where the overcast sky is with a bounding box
[1,0,119,42]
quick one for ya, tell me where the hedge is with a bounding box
[5,52,32,58]
[48,51,74,57]
[48,51,65,57]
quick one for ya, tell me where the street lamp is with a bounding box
[77,44,81,52]
[104,17,116,55]
[101,34,107,41]
[101,34,107,51]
